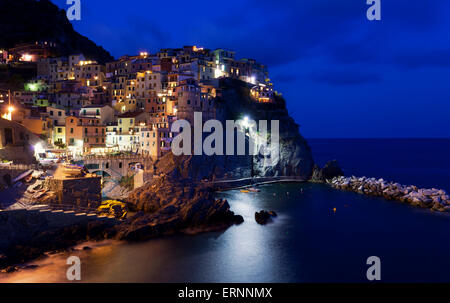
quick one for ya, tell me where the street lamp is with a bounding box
[242,116,250,129]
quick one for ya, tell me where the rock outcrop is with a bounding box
[0,0,114,64]
[311,160,344,182]
[0,210,117,269]
[119,176,243,241]
[255,210,277,225]
[329,176,450,212]
[211,78,314,180]
[156,79,314,182]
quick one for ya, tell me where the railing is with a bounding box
[84,154,153,160]
[205,176,307,190]
[0,203,119,220]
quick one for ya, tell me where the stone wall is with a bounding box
[46,176,102,208]
[0,118,43,164]
[0,168,27,187]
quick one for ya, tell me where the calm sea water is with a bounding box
[310,138,450,192]
[2,139,450,283]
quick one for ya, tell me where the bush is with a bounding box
[119,176,134,190]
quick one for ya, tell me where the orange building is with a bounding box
[65,116,106,154]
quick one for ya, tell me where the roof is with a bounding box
[81,104,112,109]
[118,111,145,118]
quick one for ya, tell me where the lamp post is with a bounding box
[242,115,255,179]
[2,90,14,121]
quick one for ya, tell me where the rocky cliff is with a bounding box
[122,79,313,237]
[215,78,314,179]
[0,0,113,64]
[149,78,314,182]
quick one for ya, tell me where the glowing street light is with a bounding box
[21,54,33,62]
[242,116,250,129]
[2,91,14,121]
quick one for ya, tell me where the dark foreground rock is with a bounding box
[255,210,278,225]
[0,210,118,269]
[118,176,244,241]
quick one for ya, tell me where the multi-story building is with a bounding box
[136,71,164,99]
[80,104,115,125]
[175,78,215,122]
[105,111,147,152]
[51,91,86,110]
[138,115,176,158]
[65,116,106,154]
[47,106,66,126]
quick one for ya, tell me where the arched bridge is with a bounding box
[83,155,154,180]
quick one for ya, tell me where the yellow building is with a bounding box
[117,111,147,134]
[52,125,66,147]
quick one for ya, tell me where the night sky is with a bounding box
[52,0,450,138]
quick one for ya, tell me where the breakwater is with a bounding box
[328,176,450,212]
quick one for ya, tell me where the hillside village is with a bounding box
[0,43,277,163]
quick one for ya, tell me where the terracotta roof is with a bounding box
[118,111,145,118]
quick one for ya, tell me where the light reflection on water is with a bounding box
[3,182,450,282]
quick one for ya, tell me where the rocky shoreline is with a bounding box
[0,173,244,271]
[328,176,450,212]
[0,211,118,272]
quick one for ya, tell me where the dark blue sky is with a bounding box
[53,0,450,138]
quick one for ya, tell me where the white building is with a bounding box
[80,104,115,125]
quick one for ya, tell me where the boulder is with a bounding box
[311,160,344,182]
[118,176,244,241]
[255,210,277,225]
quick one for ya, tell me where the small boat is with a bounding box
[240,189,250,193]
[248,187,260,192]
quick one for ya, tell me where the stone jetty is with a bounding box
[328,176,450,212]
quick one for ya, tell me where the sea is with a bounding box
[2,138,450,283]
